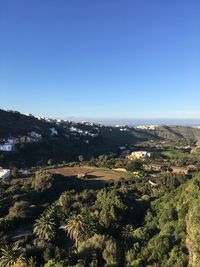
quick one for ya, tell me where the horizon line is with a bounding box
[2,108,200,121]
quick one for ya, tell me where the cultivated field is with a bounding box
[49,166,131,182]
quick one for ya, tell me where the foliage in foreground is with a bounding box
[1,169,200,266]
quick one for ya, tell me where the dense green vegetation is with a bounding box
[1,109,200,168]
[1,109,200,266]
[0,110,153,168]
[155,126,200,141]
[0,109,51,137]
[0,167,200,266]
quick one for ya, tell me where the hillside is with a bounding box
[144,172,200,267]
[1,110,200,266]
[1,159,200,266]
[0,109,152,167]
[1,109,200,168]
[170,126,200,141]
[155,126,200,142]
[0,109,52,137]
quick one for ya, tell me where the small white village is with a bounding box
[0,115,159,180]
[0,118,101,179]
[0,132,42,152]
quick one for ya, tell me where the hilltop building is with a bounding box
[127,151,151,160]
[136,125,158,130]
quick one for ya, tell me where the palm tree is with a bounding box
[58,191,72,209]
[121,224,135,249]
[33,215,56,242]
[0,245,26,267]
[33,206,56,242]
[121,224,135,240]
[65,214,89,246]
[26,257,36,267]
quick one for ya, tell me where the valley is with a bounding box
[1,109,200,266]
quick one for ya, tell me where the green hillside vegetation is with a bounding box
[1,109,200,266]
[155,126,200,142]
[0,110,153,168]
[0,109,51,137]
[0,166,200,266]
[155,126,184,140]
[170,126,200,141]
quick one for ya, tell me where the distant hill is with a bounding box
[155,126,200,141]
[0,109,152,167]
[1,109,200,167]
[170,126,200,140]
[0,109,51,137]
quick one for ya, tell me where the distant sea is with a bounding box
[65,118,200,127]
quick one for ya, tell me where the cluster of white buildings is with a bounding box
[36,116,68,125]
[0,137,19,152]
[136,125,158,130]
[69,126,98,138]
[119,128,129,132]
[21,132,42,144]
[29,131,42,140]
[115,125,129,132]
[80,121,94,126]
[0,132,42,152]
[115,124,129,132]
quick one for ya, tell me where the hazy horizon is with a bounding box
[3,107,200,126]
[60,117,200,127]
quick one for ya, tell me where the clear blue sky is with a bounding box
[0,0,200,118]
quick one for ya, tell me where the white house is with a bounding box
[136,125,158,130]
[80,121,94,126]
[90,133,98,137]
[7,138,19,144]
[70,126,78,132]
[50,127,58,136]
[0,143,14,152]
[127,151,151,160]
[115,125,125,128]
[120,128,129,132]
[30,132,42,139]
[0,168,11,179]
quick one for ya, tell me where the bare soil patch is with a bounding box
[49,166,124,182]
